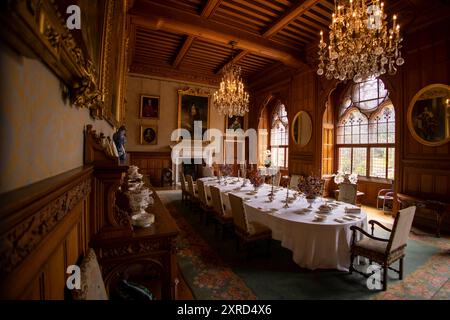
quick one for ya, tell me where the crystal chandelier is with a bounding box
[213,43,250,117]
[317,0,404,83]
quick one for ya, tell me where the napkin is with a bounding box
[345,207,361,213]
[334,218,345,223]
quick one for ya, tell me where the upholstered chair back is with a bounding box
[389,206,416,252]
[196,179,208,206]
[273,172,281,187]
[180,172,187,191]
[228,193,249,233]
[210,186,224,216]
[186,175,195,195]
[338,182,357,204]
[202,166,214,177]
[289,175,301,189]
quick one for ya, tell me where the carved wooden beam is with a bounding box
[130,2,306,69]
[201,0,222,18]
[215,50,249,74]
[171,0,223,68]
[172,36,195,68]
[263,0,322,38]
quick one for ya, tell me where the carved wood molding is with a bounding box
[130,63,220,86]
[0,0,103,115]
[0,177,91,276]
[97,238,174,260]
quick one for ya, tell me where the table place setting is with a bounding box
[344,206,361,214]
[333,218,345,223]
[315,203,334,214]
[313,214,328,222]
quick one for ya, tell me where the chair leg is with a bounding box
[383,264,388,291]
[349,253,355,274]
[399,258,404,280]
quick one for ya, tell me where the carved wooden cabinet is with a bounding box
[85,125,179,299]
[92,189,179,300]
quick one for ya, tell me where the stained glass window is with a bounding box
[337,78,395,180]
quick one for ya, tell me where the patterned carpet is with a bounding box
[158,190,450,300]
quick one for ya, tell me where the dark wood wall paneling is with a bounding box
[128,151,172,187]
[0,167,93,299]
[395,19,450,231]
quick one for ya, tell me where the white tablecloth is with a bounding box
[200,177,367,271]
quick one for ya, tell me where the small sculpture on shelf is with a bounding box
[113,125,127,162]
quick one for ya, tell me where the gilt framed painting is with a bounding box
[225,115,244,131]
[407,84,450,146]
[140,125,158,145]
[177,88,210,138]
[140,95,160,119]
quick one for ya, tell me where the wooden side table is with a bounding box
[397,193,449,237]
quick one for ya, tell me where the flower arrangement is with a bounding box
[219,164,233,176]
[297,175,325,199]
[263,150,272,168]
[248,169,264,188]
[333,171,358,185]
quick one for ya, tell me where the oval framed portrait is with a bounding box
[407,84,450,147]
[140,125,158,145]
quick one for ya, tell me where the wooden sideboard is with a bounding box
[92,184,179,300]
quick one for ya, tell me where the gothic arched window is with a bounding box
[270,103,288,168]
[336,78,395,179]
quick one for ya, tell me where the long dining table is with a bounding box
[199,176,367,271]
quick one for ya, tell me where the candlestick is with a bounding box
[283,187,289,209]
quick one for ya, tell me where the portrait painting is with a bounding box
[226,115,244,131]
[140,125,158,145]
[408,84,450,146]
[178,89,210,138]
[140,95,160,119]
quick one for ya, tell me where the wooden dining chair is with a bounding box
[338,182,357,205]
[196,179,214,224]
[180,172,189,205]
[186,175,198,207]
[273,171,281,187]
[289,174,301,189]
[349,206,416,291]
[209,186,233,238]
[228,193,272,256]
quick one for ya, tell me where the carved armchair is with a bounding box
[349,206,416,291]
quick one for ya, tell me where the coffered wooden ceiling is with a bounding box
[127,0,431,85]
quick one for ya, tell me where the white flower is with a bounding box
[349,173,358,184]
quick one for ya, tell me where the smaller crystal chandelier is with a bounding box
[317,0,404,83]
[213,42,250,117]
